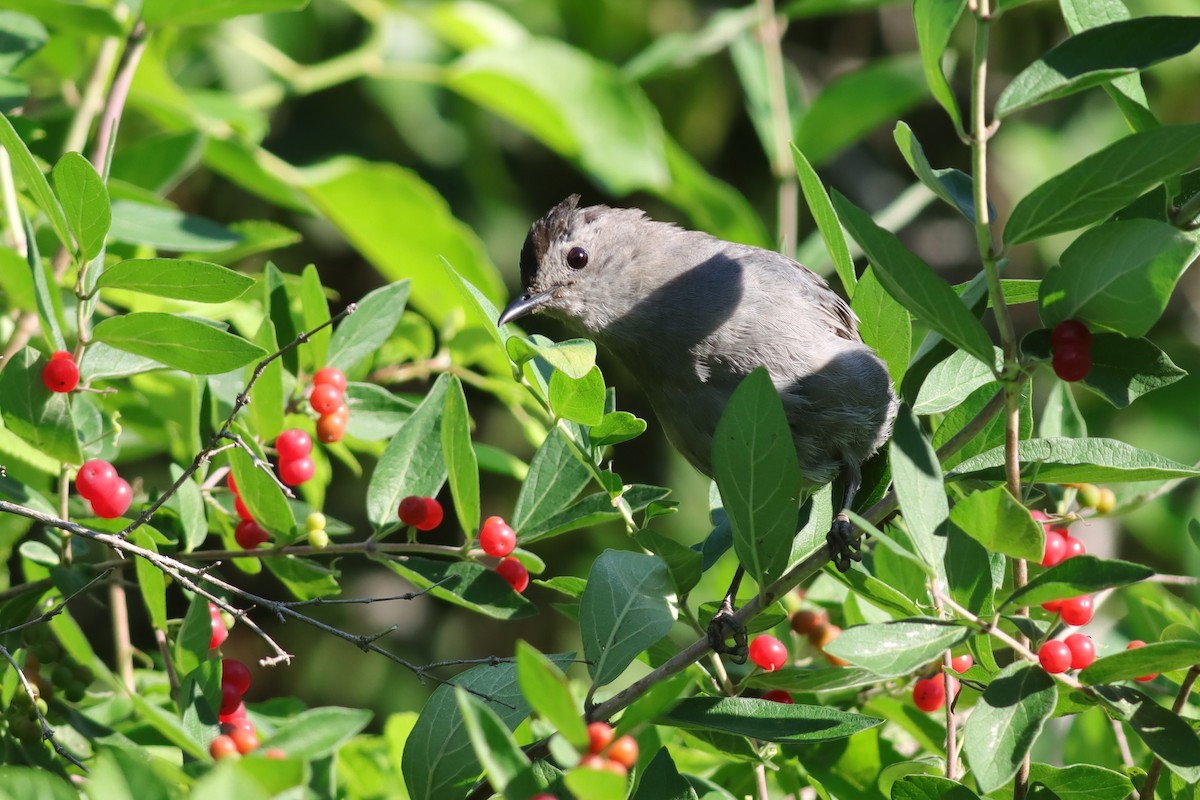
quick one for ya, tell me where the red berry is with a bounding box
[227,472,239,496]
[50,350,73,361]
[221,658,251,695]
[1029,510,1051,523]
[1126,640,1158,682]
[808,622,842,650]
[913,677,945,712]
[220,682,242,715]
[310,383,342,415]
[316,407,348,443]
[1042,598,1065,613]
[415,497,444,531]
[234,494,253,522]
[210,734,238,760]
[607,735,639,769]
[398,496,427,527]
[1052,320,1092,350]
[579,753,626,776]
[1039,640,1072,674]
[1041,529,1067,567]
[1053,346,1092,382]
[496,557,529,593]
[42,356,79,392]
[229,725,259,755]
[235,519,269,549]
[221,717,255,737]
[950,654,973,673]
[264,748,286,759]
[209,602,228,650]
[275,429,313,460]
[278,456,314,486]
[748,635,788,672]
[1064,633,1096,670]
[219,701,246,724]
[76,460,117,502]
[1062,536,1086,560]
[91,478,132,519]
[313,367,347,393]
[479,516,517,557]
[761,689,794,704]
[587,722,613,754]
[790,609,826,636]
[1060,595,1094,627]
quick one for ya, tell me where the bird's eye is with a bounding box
[566,246,589,270]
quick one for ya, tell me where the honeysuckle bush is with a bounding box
[1,0,1199,798]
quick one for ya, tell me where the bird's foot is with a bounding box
[707,597,748,664]
[828,514,862,573]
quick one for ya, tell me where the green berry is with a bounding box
[306,512,326,532]
[308,528,330,548]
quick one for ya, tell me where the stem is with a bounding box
[109,577,135,693]
[1140,666,1200,799]
[1170,188,1200,230]
[88,19,147,177]
[755,0,798,255]
[155,628,180,702]
[63,2,128,155]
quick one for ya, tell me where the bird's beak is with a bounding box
[497,290,553,326]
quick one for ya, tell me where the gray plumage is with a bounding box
[500,195,898,498]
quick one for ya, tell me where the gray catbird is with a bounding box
[498,195,898,653]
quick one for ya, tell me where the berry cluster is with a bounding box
[1037,634,1096,674]
[1051,320,1092,382]
[5,625,95,747]
[310,367,349,444]
[912,655,971,712]
[228,473,269,550]
[790,606,847,666]
[276,428,315,487]
[1031,511,1093,624]
[579,722,638,777]
[306,512,329,548]
[478,515,529,593]
[209,658,263,759]
[42,350,80,393]
[398,495,444,531]
[75,459,133,519]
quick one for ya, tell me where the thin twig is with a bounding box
[88,19,146,177]
[109,578,135,692]
[155,628,180,702]
[755,0,798,256]
[1140,665,1200,799]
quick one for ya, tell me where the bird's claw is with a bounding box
[707,599,748,663]
[828,516,862,573]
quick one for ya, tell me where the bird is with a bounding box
[498,195,898,657]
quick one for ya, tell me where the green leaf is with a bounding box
[949,487,1043,562]
[326,280,410,374]
[947,437,1200,484]
[1003,124,1200,245]
[342,382,413,441]
[0,767,77,800]
[913,347,999,415]
[912,0,967,130]
[823,619,969,677]
[174,594,213,678]
[995,17,1200,118]
[131,529,167,630]
[659,697,883,743]
[142,0,309,27]
[631,749,700,800]
[963,662,1057,793]
[446,39,668,194]
[366,374,449,529]
[580,550,675,688]
[453,688,530,794]
[23,214,67,351]
[519,484,671,544]
[246,319,284,444]
[634,529,703,596]
[1022,329,1187,409]
[512,428,591,535]
[402,656,573,800]
[1080,640,1200,684]
[264,556,340,601]
[51,151,110,262]
[794,55,928,166]
[1060,0,1157,133]
[750,666,884,695]
[712,368,802,588]
[265,707,372,760]
[549,365,605,425]
[852,266,911,388]
[379,556,535,620]
[96,258,255,303]
[169,464,207,553]
[0,12,46,77]
[1095,684,1200,783]
[833,191,995,367]
[1002,556,1153,610]
[505,335,597,380]
[0,112,71,250]
[590,411,647,447]
[108,199,241,251]
[88,745,177,800]
[0,348,83,464]
[564,766,629,800]
[893,776,982,800]
[300,160,503,332]
[92,313,266,375]
[442,376,480,534]
[792,144,857,297]
[515,641,586,749]
[894,123,984,224]
[1026,763,1134,800]
[889,406,947,568]
[230,447,295,540]
[1038,219,1198,337]
[299,264,331,369]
